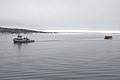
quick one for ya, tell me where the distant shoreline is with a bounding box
[0,27,57,34]
[0,27,120,34]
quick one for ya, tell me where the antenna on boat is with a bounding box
[17,30,22,38]
[18,30,21,35]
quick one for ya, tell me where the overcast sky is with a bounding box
[0,0,120,31]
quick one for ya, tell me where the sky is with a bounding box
[0,0,120,31]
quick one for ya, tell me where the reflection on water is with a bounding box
[13,43,23,51]
[13,43,28,51]
[13,43,29,59]
[0,34,120,80]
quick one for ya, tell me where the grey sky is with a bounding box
[0,0,120,31]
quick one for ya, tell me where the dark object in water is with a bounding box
[104,36,112,39]
[13,34,35,43]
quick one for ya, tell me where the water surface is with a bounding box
[0,33,120,80]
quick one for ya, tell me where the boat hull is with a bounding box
[13,39,35,43]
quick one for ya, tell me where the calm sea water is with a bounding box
[0,33,120,80]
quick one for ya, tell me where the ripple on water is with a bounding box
[1,34,120,80]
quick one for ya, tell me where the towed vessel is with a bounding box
[104,35,112,39]
[13,34,35,43]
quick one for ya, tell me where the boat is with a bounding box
[104,35,112,39]
[13,34,35,43]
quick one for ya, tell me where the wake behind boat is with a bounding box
[13,34,35,43]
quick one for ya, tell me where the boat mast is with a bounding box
[17,31,22,38]
[18,31,20,35]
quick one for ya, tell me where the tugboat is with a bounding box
[104,35,112,39]
[13,34,35,43]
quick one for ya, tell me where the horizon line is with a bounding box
[41,30,120,33]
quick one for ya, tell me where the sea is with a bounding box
[0,33,120,80]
